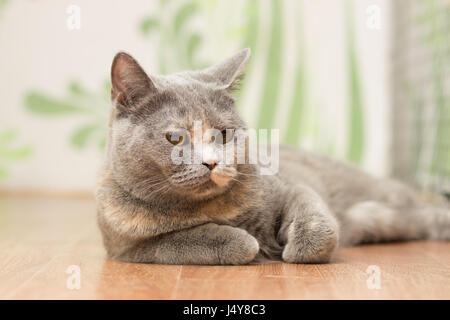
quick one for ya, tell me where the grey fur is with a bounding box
[96,49,450,265]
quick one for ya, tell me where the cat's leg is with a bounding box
[116,223,260,265]
[278,185,339,263]
[340,201,450,246]
[426,205,450,240]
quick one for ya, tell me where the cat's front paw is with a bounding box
[217,226,260,265]
[281,218,338,264]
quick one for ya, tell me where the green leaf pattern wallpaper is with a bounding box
[391,0,450,193]
[0,0,32,181]
[0,0,394,191]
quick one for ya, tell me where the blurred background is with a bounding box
[0,0,448,197]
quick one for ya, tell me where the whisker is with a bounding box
[229,177,244,185]
[134,176,166,188]
[140,181,167,193]
[146,181,171,198]
[237,171,260,178]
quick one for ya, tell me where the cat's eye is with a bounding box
[166,131,187,146]
[220,129,234,144]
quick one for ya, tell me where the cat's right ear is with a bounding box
[111,52,157,114]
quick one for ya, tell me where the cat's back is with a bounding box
[277,145,383,207]
[278,145,372,184]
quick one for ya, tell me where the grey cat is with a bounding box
[96,49,450,265]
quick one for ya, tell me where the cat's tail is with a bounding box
[339,201,450,246]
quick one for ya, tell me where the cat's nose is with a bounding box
[202,161,217,171]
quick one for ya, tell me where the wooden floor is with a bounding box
[0,195,449,300]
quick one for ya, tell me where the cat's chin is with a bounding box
[210,172,232,187]
[175,176,233,200]
[169,167,239,199]
[210,166,238,187]
[192,179,228,197]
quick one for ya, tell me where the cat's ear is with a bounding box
[198,48,251,90]
[111,52,157,113]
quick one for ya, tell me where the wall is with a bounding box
[0,0,391,193]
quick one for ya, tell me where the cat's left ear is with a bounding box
[110,52,157,114]
[198,48,251,90]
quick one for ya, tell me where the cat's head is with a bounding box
[107,49,255,201]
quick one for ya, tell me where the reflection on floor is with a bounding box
[0,195,449,299]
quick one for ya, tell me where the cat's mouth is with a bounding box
[194,171,232,190]
[210,171,230,187]
[195,168,238,197]
[168,165,238,197]
[210,168,236,187]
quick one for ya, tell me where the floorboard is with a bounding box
[0,196,449,299]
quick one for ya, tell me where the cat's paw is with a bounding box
[281,218,338,264]
[217,226,260,265]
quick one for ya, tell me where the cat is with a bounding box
[96,48,450,265]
